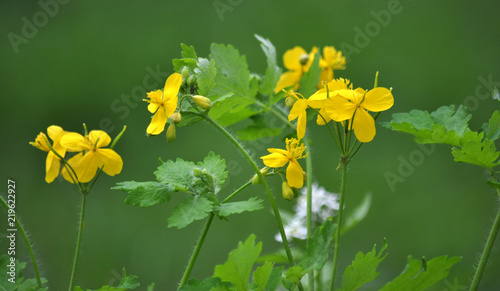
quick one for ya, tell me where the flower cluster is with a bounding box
[275,183,339,242]
[30,125,124,184]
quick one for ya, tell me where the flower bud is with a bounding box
[170,112,182,124]
[192,95,212,109]
[187,75,197,87]
[166,123,176,143]
[192,167,202,178]
[282,182,294,201]
[299,54,309,66]
[251,167,269,185]
[181,66,190,82]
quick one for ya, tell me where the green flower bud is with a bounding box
[282,182,294,201]
[192,95,212,109]
[170,112,182,124]
[187,75,197,87]
[299,54,309,66]
[251,167,269,185]
[181,66,190,82]
[166,123,176,143]
[193,167,202,178]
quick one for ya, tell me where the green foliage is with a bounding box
[112,181,174,207]
[0,255,48,291]
[74,269,140,291]
[173,43,198,72]
[482,110,500,141]
[114,152,263,229]
[195,58,217,97]
[452,131,499,169]
[255,34,281,98]
[251,262,284,291]
[236,115,284,141]
[336,241,388,291]
[214,235,263,290]
[380,256,461,291]
[178,277,226,291]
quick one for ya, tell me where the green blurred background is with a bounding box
[1,0,500,290]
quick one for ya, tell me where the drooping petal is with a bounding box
[95,148,123,176]
[75,151,100,183]
[88,130,112,148]
[45,151,60,183]
[362,87,394,112]
[163,73,182,100]
[60,132,89,152]
[324,96,356,122]
[352,108,376,143]
[286,160,304,188]
[288,99,308,121]
[283,46,307,71]
[146,107,168,135]
[261,152,289,168]
[296,109,307,140]
[47,126,65,142]
[274,71,302,93]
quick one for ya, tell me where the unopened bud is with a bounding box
[282,182,294,201]
[193,167,202,178]
[192,95,212,109]
[181,66,190,82]
[170,112,182,124]
[299,54,309,66]
[187,75,197,87]
[251,167,269,185]
[166,123,176,143]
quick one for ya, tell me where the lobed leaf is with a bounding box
[255,34,281,98]
[482,110,500,141]
[167,196,214,229]
[215,197,264,217]
[195,57,217,97]
[75,269,140,291]
[112,181,174,207]
[451,131,500,169]
[154,158,196,193]
[0,255,48,291]
[173,43,198,72]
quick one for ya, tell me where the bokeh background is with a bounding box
[2,0,500,290]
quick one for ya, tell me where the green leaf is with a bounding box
[336,240,388,291]
[299,51,321,97]
[208,43,261,126]
[342,193,372,235]
[215,197,264,217]
[300,217,336,273]
[0,255,48,291]
[155,158,196,192]
[451,131,500,169]
[178,277,224,291]
[236,114,285,141]
[384,105,471,146]
[195,58,217,97]
[255,34,281,97]
[198,151,228,193]
[214,235,262,290]
[112,181,174,207]
[173,43,198,72]
[74,269,139,291]
[380,256,461,291]
[283,266,304,284]
[167,196,214,229]
[482,110,500,141]
[252,261,273,291]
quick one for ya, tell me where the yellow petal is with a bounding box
[163,73,182,100]
[288,99,308,121]
[76,151,100,183]
[362,87,394,112]
[318,68,333,88]
[261,152,289,168]
[88,130,111,148]
[274,71,302,93]
[267,148,290,156]
[96,149,123,176]
[60,132,89,152]
[308,92,327,108]
[316,107,331,125]
[62,153,83,184]
[286,160,304,188]
[146,107,168,135]
[163,96,179,118]
[283,46,307,71]
[30,132,50,152]
[296,110,307,140]
[324,96,356,122]
[47,126,65,142]
[352,108,376,143]
[303,46,318,72]
[45,151,60,183]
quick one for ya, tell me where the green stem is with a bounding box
[222,180,252,203]
[179,213,215,287]
[0,194,43,288]
[330,161,348,291]
[68,193,87,291]
[196,113,298,268]
[469,190,500,291]
[304,136,314,291]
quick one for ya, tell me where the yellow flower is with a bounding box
[324,87,394,143]
[318,46,346,88]
[144,72,182,135]
[286,90,309,140]
[60,130,123,183]
[308,78,352,125]
[260,138,308,188]
[274,46,318,94]
[30,125,67,183]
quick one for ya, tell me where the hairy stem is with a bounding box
[68,193,87,291]
[470,190,500,291]
[330,161,348,291]
[0,194,43,288]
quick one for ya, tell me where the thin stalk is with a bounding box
[304,136,314,291]
[0,195,43,288]
[197,113,297,266]
[68,193,87,291]
[330,161,348,291]
[222,180,252,203]
[469,190,500,291]
[179,213,215,287]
